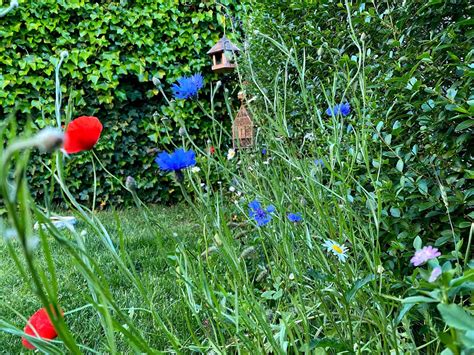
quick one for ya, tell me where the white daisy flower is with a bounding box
[227,148,236,160]
[323,239,349,262]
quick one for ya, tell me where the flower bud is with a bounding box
[125,176,137,190]
[240,246,256,259]
[256,269,268,282]
[33,127,64,152]
[178,127,186,136]
[360,33,366,42]
[60,50,69,59]
[376,265,384,274]
[201,245,218,258]
[10,0,19,8]
[215,81,222,90]
[152,76,161,86]
[317,47,324,56]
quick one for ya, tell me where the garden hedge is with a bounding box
[0,0,243,206]
[245,0,473,268]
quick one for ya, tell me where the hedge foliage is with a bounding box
[245,0,473,266]
[1,0,243,205]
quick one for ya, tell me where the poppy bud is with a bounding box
[10,0,18,8]
[152,76,161,87]
[178,127,186,136]
[33,128,64,152]
[125,176,137,191]
[60,50,68,59]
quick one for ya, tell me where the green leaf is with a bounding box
[446,88,457,101]
[396,159,404,172]
[454,120,474,132]
[417,179,428,194]
[450,269,474,288]
[406,77,417,90]
[390,207,401,217]
[401,296,439,304]
[437,303,474,331]
[395,303,415,325]
[345,274,375,303]
[413,236,422,250]
[376,121,384,132]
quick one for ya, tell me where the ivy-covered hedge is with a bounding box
[245,1,472,263]
[1,0,242,205]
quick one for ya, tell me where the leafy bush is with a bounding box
[244,0,472,270]
[0,0,243,205]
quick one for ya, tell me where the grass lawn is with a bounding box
[0,205,198,352]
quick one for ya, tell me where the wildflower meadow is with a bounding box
[1,0,473,354]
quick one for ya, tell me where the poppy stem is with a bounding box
[91,152,97,213]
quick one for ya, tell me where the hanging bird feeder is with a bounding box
[233,92,254,149]
[207,35,240,73]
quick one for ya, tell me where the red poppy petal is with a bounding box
[22,308,60,349]
[63,116,103,154]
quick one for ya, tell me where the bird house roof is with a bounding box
[235,106,253,125]
[207,36,240,55]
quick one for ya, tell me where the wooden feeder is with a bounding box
[207,35,240,73]
[233,92,254,149]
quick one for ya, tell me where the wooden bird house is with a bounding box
[233,92,254,149]
[207,35,240,73]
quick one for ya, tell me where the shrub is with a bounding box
[244,0,473,271]
[0,0,243,205]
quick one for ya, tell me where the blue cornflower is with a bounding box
[326,102,351,117]
[261,148,267,155]
[171,73,204,100]
[287,212,302,223]
[155,148,196,172]
[314,159,325,167]
[249,200,275,226]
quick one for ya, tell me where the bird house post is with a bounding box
[233,92,254,149]
[207,35,240,73]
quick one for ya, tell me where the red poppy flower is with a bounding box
[22,308,59,349]
[63,116,102,154]
[209,146,215,155]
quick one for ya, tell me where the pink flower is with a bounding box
[410,246,441,266]
[429,266,442,282]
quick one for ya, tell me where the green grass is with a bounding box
[0,205,198,352]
